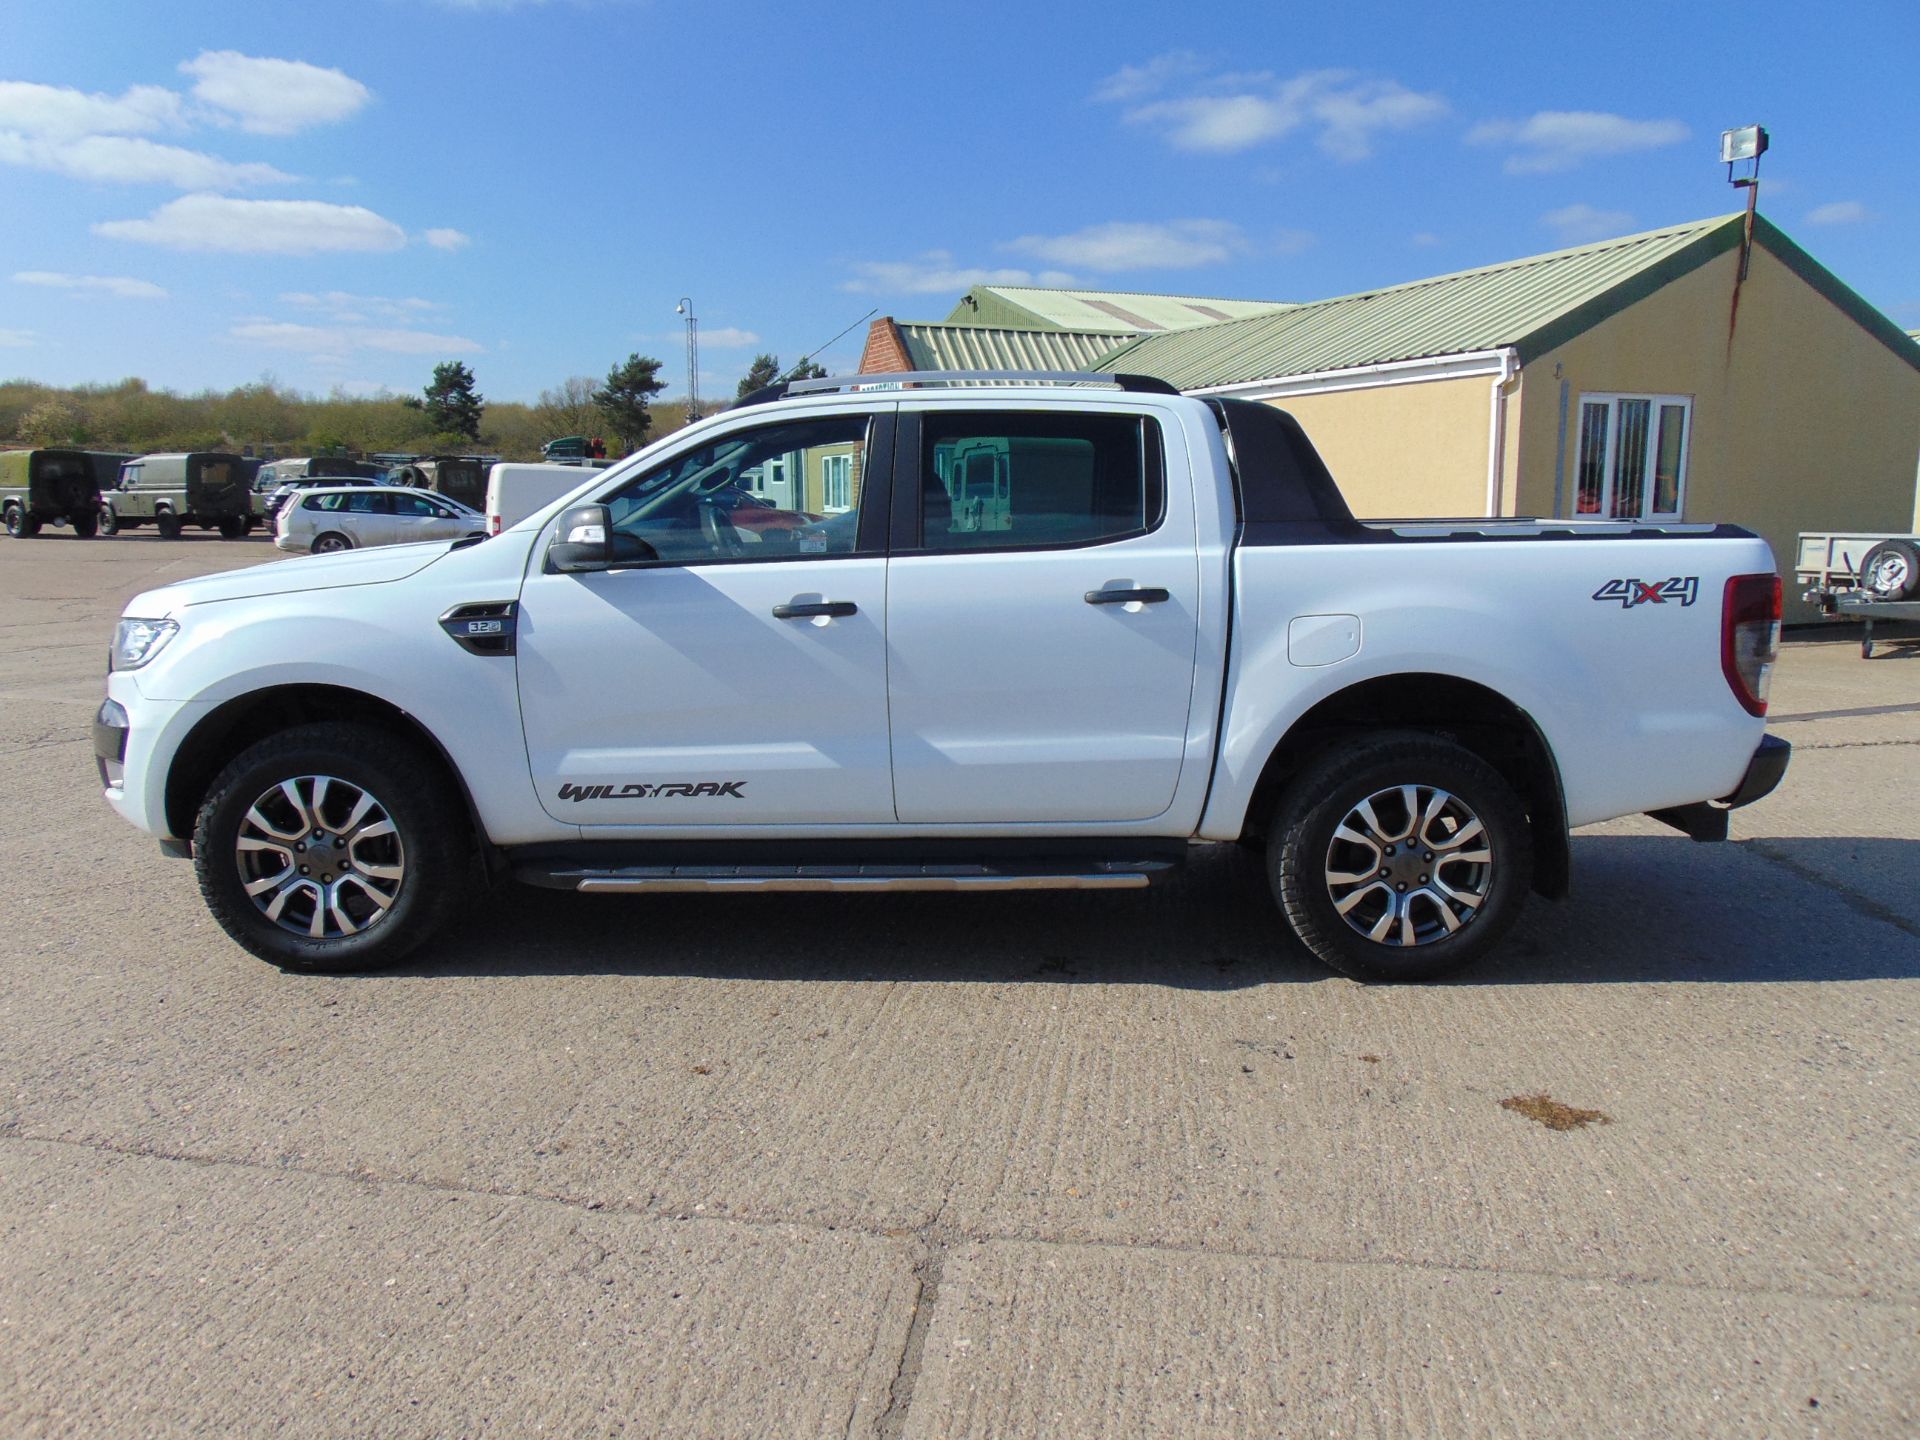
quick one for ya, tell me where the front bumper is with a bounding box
[1648,734,1791,842]
[93,697,128,788]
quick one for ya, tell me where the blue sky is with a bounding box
[2,0,1915,403]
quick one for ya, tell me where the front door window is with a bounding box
[603,414,871,564]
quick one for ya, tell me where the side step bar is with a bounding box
[518,859,1178,895]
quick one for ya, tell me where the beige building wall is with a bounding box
[1268,376,1491,517]
[1512,243,1920,619]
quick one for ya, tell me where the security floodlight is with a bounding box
[1720,125,1769,165]
[1721,125,1770,282]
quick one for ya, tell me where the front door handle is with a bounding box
[1085,587,1170,605]
[772,600,858,620]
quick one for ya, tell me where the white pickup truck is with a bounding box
[95,372,1789,982]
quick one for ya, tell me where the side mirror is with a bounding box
[547,503,612,573]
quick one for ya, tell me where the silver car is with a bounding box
[276,485,487,554]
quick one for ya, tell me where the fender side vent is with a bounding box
[439,601,517,657]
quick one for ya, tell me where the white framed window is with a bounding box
[1575,393,1691,520]
[820,452,853,513]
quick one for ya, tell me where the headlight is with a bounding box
[111,617,179,670]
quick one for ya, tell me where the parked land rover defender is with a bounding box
[1,448,130,538]
[105,453,254,539]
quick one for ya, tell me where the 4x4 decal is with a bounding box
[558,781,746,802]
[1593,576,1699,609]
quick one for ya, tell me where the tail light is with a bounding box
[1721,572,1782,716]
[488,514,501,536]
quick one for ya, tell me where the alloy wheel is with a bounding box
[234,775,405,938]
[1323,783,1493,947]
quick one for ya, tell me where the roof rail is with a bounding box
[733,369,1180,409]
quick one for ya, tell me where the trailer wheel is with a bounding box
[1858,539,1920,602]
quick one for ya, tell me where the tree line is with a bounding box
[0,349,827,462]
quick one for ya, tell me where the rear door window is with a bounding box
[916,412,1162,552]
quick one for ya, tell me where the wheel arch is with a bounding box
[1236,671,1570,899]
[163,683,489,860]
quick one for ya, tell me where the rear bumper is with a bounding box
[1647,734,1790,842]
[1720,734,1790,809]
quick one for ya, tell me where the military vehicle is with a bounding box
[104,453,254,539]
[1,448,131,538]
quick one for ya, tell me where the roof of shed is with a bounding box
[945,285,1290,334]
[1093,213,1920,389]
[896,322,1122,372]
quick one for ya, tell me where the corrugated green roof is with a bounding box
[1099,214,1920,388]
[946,286,1290,334]
[898,322,1121,372]
[1094,216,1755,387]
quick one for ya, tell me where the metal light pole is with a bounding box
[1721,125,1769,281]
[675,298,699,422]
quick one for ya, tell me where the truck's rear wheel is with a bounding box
[1269,732,1532,982]
[70,509,99,538]
[193,722,474,972]
[217,515,247,539]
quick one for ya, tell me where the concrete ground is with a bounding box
[1,531,1914,1439]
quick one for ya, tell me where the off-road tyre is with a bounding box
[155,510,182,540]
[217,515,247,540]
[96,503,120,536]
[1269,731,1533,982]
[193,722,475,973]
[4,503,34,538]
[70,509,99,538]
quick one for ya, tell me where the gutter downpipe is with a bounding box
[1485,348,1519,517]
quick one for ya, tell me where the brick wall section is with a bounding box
[858,317,914,373]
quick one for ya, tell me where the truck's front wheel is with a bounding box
[193,723,474,972]
[1269,732,1532,982]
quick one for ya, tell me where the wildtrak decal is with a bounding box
[558,781,747,801]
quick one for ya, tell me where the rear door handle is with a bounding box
[1085,587,1170,605]
[772,600,858,619]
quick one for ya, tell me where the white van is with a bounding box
[484,462,601,536]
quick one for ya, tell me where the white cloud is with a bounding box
[280,290,443,321]
[1468,111,1689,173]
[180,51,370,135]
[0,328,36,347]
[1410,231,1442,247]
[699,326,761,348]
[0,81,182,140]
[1091,51,1206,103]
[1107,66,1447,160]
[0,131,291,189]
[231,320,483,356]
[842,251,1075,295]
[13,270,168,300]
[422,227,471,250]
[1005,219,1246,271]
[96,195,408,254]
[1806,200,1869,226]
[1542,203,1636,244]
